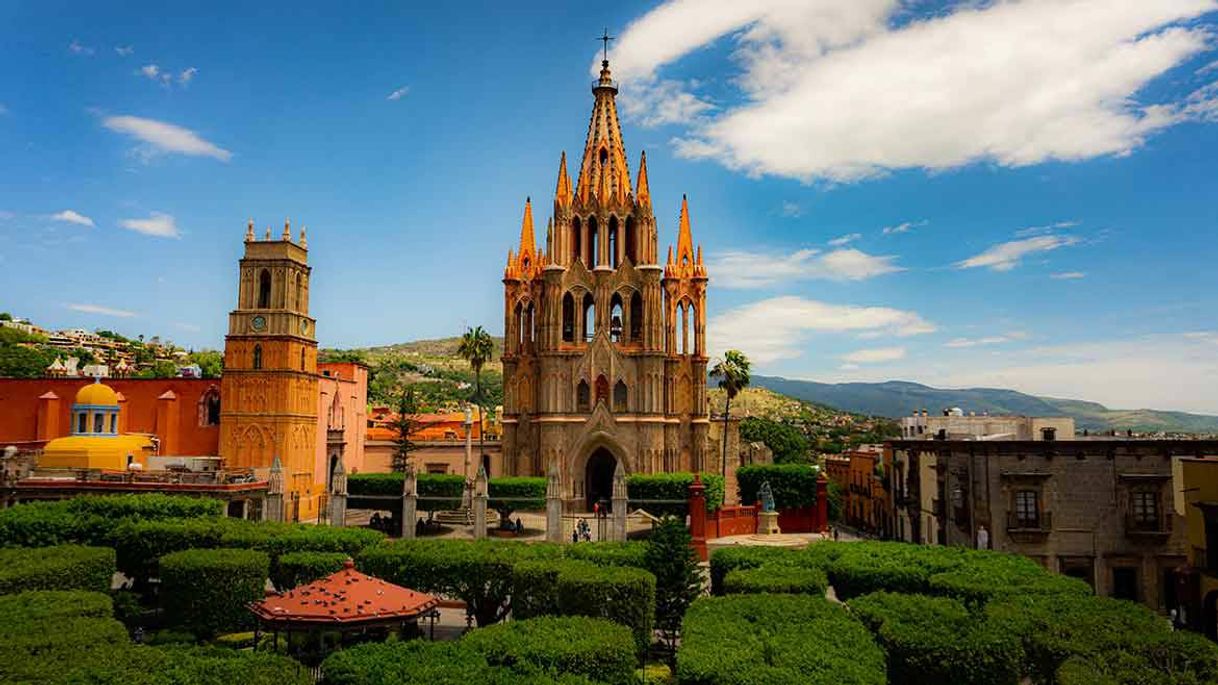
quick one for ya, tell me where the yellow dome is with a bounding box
[75,381,119,407]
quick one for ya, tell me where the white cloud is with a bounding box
[842,346,906,364]
[50,210,94,227]
[119,212,180,238]
[611,0,1218,183]
[68,40,94,56]
[1051,271,1087,280]
[67,303,135,318]
[387,86,410,101]
[179,67,198,85]
[882,220,925,235]
[619,78,714,127]
[102,115,231,161]
[708,295,935,362]
[174,322,201,332]
[780,201,802,218]
[115,45,134,56]
[944,333,1027,348]
[828,232,861,247]
[711,247,901,288]
[140,64,159,79]
[957,234,1079,272]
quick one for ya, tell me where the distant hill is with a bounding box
[748,376,1218,434]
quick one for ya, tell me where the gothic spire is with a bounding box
[576,58,631,203]
[518,197,536,258]
[635,151,651,207]
[676,195,694,266]
[555,151,573,207]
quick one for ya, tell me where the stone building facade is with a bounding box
[888,438,1218,612]
[501,58,710,508]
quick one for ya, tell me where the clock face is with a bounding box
[251,315,266,332]
[299,319,309,335]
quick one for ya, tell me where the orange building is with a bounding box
[364,408,504,477]
[840,446,893,537]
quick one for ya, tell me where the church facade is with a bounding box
[501,58,710,507]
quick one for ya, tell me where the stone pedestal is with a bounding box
[545,467,563,543]
[758,510,781,536]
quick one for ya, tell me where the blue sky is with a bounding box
[2,1,1218,413]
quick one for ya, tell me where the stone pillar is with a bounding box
[473,465,488,540]
[328,458,347,528]
[265,455,284,523]
[401,466,418,539]
[611,461,628,542]
[815,471,829,534]
[689,474,708,561]
[546,466,563,543]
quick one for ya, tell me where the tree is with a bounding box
[0,345,54,378]
[0,312,11,321]
[187,350,223,378]
[138,360,177,379]
[457,325,494,479]
[391,387,421,473]
[710,349,751,488]
[646,517,702,660]
[740,416,810,464]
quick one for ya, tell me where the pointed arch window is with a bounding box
[613,380,628,413]
[689,303,699,356]
[258,269,272,309]
[630,292,643,342]
[582,292,595,342]
[514,302,524,353]
[562,293,575,343]
[577,380,591,412]
[526,303,536,349]
[608,216,619,268]
[609,293,624,343]
[572,217,582,264]
[679,303,690,355]
[595,375,609,406]
[200,387,221,427]
[625,217,637,264]
[253,344,263,370]
[588,217,599,267]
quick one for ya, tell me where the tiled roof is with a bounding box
[249,559,437,625]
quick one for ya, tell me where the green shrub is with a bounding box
[0,545,115,593]
[565,541,651,569]
[739,416,810,464]
[320,639,593,685]
[464,616,637,684]
[736,464,819,509]
[676,594,885,685]
[826,542,967,600]
[489,477,547,523]
[927,553,1091,604]
[348,472,466,510]
[646,518,702,639]
[348,472,408,497]
[723,565,827,596]
[0,615,130,683]
[160,548,269,638]
[219,520,383,568]
[708,545,804,595]
[110,516,231,581]
[627,472,725,517]
[848,591,1022,685]
[0,500,90,547]
[511,559,565,619]
[556,562,656,656]
[63,644,314,685]
[66,493,224,520]
[0,589,112,621]
[272,550,349,590]
[358,539,563,626]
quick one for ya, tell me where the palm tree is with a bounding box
[457,325,495,481]
[710,349,751,489]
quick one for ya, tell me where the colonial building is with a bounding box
[900,408,1075,441]
[500,57,710,508]
[888,438,1218,612]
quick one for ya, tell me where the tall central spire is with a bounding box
[576,58,631,203]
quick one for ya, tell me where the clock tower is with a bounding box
[219,219,321,519]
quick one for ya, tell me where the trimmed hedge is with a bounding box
[927,552,1091,604]
[847,591,1022,685]
[348,472,466,511]
[66,493,224,520]
[320,639,594,685]
[111,516,232,581]
[736,464,819,509]
[60,644,315,685]
[464,616,637,684]
[0,544,115,594]
[556,562,656,656]
[358,539,564,626]
[826,542,968,600]
[160,548,269,638]
[708,545,806,595]
[677,594,885,685]
[627,472,725,517]
[1055,631,1218,685]
[0,589,113,621]
[565,541,651,569]
[489,477,547,520]
[511,559,565,619]
[272,550,349,590]
[0,495,224,549]
[219,520,384,565]
[723,565,827,596]
[0,615,131,683]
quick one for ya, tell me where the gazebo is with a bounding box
[248,559,439,663]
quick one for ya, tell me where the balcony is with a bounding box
[1125,514,1171,538]
[1006,510,1052,533]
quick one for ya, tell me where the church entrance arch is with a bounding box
[584,447,618,511]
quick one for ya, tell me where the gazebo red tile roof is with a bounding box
[249,559,438,626]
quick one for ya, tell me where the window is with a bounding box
[595,375,609,406]
[582,293,595,342]
[109,413,117,433]
[572,217,582,264]
[514,302,524,352]
[689,303,699,355]
[630,292,643,342]
[76,412,86,434]
[562,293,575,342]
[679,303,689,355]
[613,380,627,413]
[1132,491,1159,529]
[577,380,591,412]
[1112,567,1139,601]
[625,217,637,264]
[300,348,306,371]
[252,344,263,370]
[608,216,619,268]
[201,390,221,426]
[93,412,105,433]
[1015,490,1040,527]
[258,269,272,308]
[609,294,623,343]
[588,217,599,266]
[1041,427,1057,441]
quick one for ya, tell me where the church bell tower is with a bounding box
[219,219,321,519]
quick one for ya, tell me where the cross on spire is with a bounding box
[598,28,614,63]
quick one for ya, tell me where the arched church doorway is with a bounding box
[584,448,617,511]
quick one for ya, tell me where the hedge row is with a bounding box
[563,541,650,569]
[676,594,885,685]
[160,548,270,638]
[708,545,814,595]
[464,616,637,684]
[0,545,115,594]
[272,550,350,590]
[0,494,223,548]
[847,591,1022,685]
[0,589,113,621]
[722,565,827,596]
[320,638,594,685]
[627,472,724,517]
[736,464,819,509]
